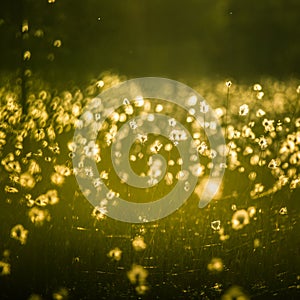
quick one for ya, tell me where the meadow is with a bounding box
[0,73,299,299]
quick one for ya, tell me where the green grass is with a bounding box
[0,73,299,299]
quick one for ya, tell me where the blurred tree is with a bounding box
[0,0,299,85]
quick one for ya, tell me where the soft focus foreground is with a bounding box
[0,74,299,299]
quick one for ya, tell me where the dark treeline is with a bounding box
[0,0,300,85]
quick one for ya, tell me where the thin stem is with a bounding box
[225,86,230,140]
[224,85,230,159]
